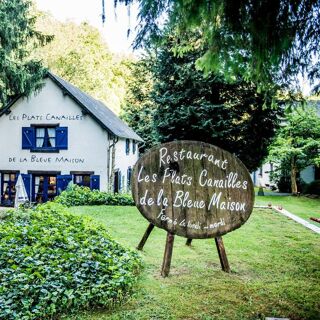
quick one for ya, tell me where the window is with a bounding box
[132,140,136,154]
[72,173,100,191]
[1,172,18,206]
[74,174,91,187]
[33,175,57,203]
[114,170,121,193]
[36,127,56,149]
[125,139,130,155]
[22,126,68,151]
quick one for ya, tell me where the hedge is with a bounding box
[54,185,134,207]
[0,202,141,320]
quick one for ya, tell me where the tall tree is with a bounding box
[0,0,51,108]
[151,35,283,171]
[115,0,320,93]
[121,57,158,152]
[36,13,134,114]
[268,106,320,193]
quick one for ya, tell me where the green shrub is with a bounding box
[54,185,134,207]
[304,179,320,195]
[0,202,141,320]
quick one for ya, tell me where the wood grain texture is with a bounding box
[137,223,155,250]
[215,236,230,273]
[161,232,175,277]
[132,141,254,239]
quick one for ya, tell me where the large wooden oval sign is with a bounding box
[132,141,254,239]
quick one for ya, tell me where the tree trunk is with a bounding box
[291,156,298,194]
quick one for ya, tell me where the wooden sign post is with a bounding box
[132,141,254,277]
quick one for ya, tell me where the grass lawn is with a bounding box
[63,205,320,320]
[255,193,320,226]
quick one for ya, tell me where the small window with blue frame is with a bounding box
[22,125,68,151]
[74,174,91,188]
[132,140,136,154]
[125,138,130,155]
[36,127,56,149]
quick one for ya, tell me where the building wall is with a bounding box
[114,138,139,192]
[0,78,110,193]
[251,162,275,188]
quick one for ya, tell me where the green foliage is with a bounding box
[36,13,134,114]
[151,35,283,171]
[121,57,158,152]
[268,105,320,192]
[116,0,320,92]
[0,202,141,320]
[55,185,134,207]
[0,0,51,108]
[304,180,320,196]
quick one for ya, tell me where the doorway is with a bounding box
[33,175,57,203]
[114,170,121,193]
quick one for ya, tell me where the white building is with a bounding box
[0,72,143,206]
[252,163,319,189]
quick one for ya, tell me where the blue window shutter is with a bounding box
[90,175,100,190]
[21,174,32,199]
[22,127,35,149]
[57,175,72,194]
[56,127,68,150]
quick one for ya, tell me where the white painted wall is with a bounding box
[251,162,275,188]
[0,78,110,190]
[114,138,139,192]
[252,163,317,188]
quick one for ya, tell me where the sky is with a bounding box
[35,0,139,53]
[34,1,312,95]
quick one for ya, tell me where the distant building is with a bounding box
[251,162,275,188]
[0,72,143,206]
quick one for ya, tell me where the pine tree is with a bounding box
[121,57,158,152]
[0,0,51,108]
[115,0,320,92]
[151,35,283,171]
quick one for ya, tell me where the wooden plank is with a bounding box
[137,223,155,250]
[161,232,175,277]
[273,207,320,234]
[215,236,230,273]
